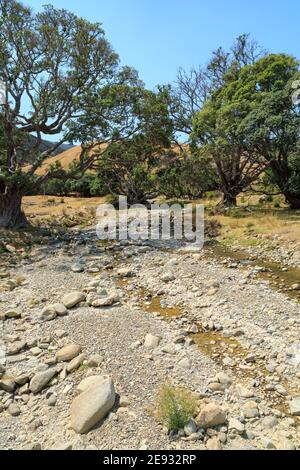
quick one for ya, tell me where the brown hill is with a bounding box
[26,145,82,176]
[26,142,188,176]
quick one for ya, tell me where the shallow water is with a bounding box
[205,242,300,303]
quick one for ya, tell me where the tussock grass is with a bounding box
[156,385,197,431]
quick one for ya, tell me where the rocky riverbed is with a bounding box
[0,227,300,450]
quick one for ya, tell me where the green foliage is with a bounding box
[157,385,197,431]
[192,48,300,209]
[157,150,217,199]
[88,87,174,204]
[0,0,120,227]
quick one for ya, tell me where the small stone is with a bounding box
[289,397,300,416]
[206,436,222,450]
[56,344,82,362]
[117,268,133,278]
[275,384,288,396]
[47,395,57,407]
[279,439,296,451]
[0,377,16,393]
[8,403,21,417]
[71,263,85,273]
[5,244,16,253]
[178,357,192,369]
[119,396,130,407]
[91,294,119,308]
[39,306,57,322]
[61,292,86,309]
[87,354,103,368]
[261,416,278,429]
[5,309,21,319]
[196,403,227,429]
[55,329,67,339]
[15,374,30,386]
[29,368,57,394]
[7,340,26,356]
[184,419,197,436]
[66,353,86,373]
[53,303,68,317]
[31,347,42,356]
[215,372,232,386]
[161,272,176,282]
[262,438,277,450]
[144,334,161,350]
[51,442,73,451]
[235,384,255,399]
[242,401,259,419]
[228,418,245,434]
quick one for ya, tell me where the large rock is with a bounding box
[77,375,109,393]
[196,402,227,429]
[71,377,115,434]
[61,292,85,309]
[56,344,82,362]
[29,368,57,394]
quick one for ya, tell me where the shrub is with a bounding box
[157,385,197,431]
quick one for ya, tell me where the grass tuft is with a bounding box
[157,385,197,431]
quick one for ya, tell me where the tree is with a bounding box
[191,76,268,207]
[193,52,300,208]
[157,149,217,199]
[0,0,119,227]
[238,56,300,209]
[171,34,266,139]
[71,85,174,205]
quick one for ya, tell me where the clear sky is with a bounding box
[25,0,300,89]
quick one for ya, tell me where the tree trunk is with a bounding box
[285,193,300,210]
[0,189,28,229]
[219,192,237,208]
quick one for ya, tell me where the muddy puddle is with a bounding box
[134,288,183,318]
[205,242,300,302]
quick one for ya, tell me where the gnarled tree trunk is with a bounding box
[221,193,237,208]
[0,188,28,229]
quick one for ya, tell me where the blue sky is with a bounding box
[26,0,300,89]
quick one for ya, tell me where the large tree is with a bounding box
[238,56,300,209]
[171,35,267,206]
[171,34,266,139]
[69,85,174,205]
[0,0,119,228]
[193,53,300,208]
